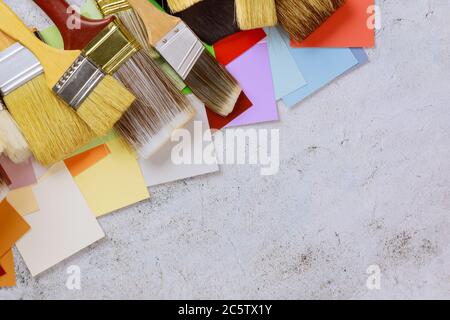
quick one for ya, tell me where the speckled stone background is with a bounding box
[0,0,449,300]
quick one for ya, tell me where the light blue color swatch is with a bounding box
[265,27,307,100]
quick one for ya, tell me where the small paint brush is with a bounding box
[101,0,242,117]
[156,0,239,45]
[0,35,95,165]
[36,0,196,158]
[275,0,346,42]
[0,97,31,163]
[166,0,203,13]
[235,0,278,30]
[0,1,136,136]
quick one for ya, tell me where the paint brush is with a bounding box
[275,0,346,42]
[235,0,278,30]
[156,0,239,45]
[0,1,136,136]
[0,97,31,163]
[0,33,96,165]
[0,170,8,201]
[100,0,242,117]
[35,0,196,158]
[166,0,203,13]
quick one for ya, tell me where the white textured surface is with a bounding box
[1,0,450,299]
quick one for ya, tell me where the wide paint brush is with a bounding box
[276,0,346,42]
[0,1,135,136]
[0,32,95,165]
[0,97,30,163]
[35,0,196,158]
[235,0,278,30]
[156,0,239,45]
[100,0,242,117]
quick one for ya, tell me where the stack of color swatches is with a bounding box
[0,0,374,285]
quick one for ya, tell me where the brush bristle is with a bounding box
[115,9,160,59]
[0,177,8,201]
[236,0,278,30]
[185,50,241,117]
[171,0,240,44]
[276,0,345,41]
[113,50,196,159]
[0,109,31,163]
[167,0,203,13]
[4,75,95,166]
[76,75,135,136]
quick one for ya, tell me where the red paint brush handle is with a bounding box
[33,0,115,50]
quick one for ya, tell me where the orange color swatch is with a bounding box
[64,144,111,177]
[0,250,16,287]
[214,29,266,65]
[0,199,30,256]
[290,0,375,48]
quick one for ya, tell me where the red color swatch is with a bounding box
[214,29,266,65]
[290,0,375,48]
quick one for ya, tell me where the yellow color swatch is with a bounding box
[7,186,39,216]
[74,138,150,217]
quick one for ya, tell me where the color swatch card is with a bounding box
[0,250,16,287]
[6,186,39,216]
[16,163,105,276]
[214,29,267,65]
[0,156,37,190]
[265,27,307,100]
[276,29,359,108]
[290,0,375,48]
[73,138,150,217]
[225,41,279,127]
[139,95,220,187]
[0,199,30,256]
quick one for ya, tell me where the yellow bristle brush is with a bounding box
[100,0,242,117]
[0,1,135,136]
[166,0,203,13]
[236,0,278,30]
[275,0,346,42]
[0,31,96,165]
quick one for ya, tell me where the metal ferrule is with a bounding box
[83,21,140,74]
[53,55,105,110]
[96,0,131,17]
[0,43,43,96]
[155,22,205,80]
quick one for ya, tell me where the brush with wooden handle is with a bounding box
[98,0,242,117]
[276,0,346,42]
[34,0,196,158]
[0,1,135,136]
[0,32,95,165]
